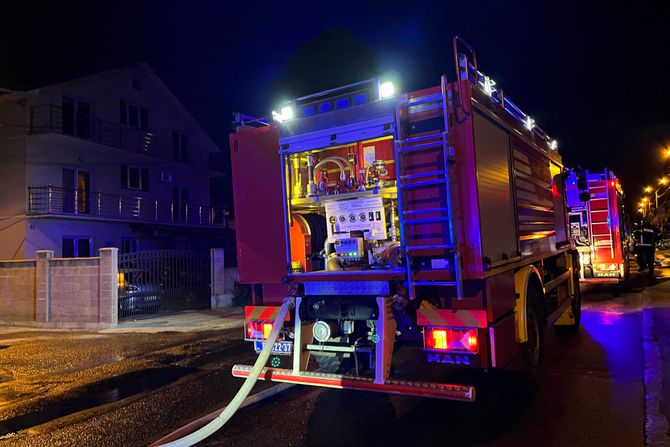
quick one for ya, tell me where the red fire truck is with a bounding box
[229,37,580,401]
[565,169,629,284]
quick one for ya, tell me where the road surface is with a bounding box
[1,271,669,446]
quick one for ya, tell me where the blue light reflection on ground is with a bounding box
[581,307,643,382]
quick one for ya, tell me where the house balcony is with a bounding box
[28,104,211,170]
[26,186,228,228]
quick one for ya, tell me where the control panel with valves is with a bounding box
[288,138,396,200]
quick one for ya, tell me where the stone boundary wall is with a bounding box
[0,248,118,329]
[0,260,37,321]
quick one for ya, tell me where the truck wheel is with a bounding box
[521,283,544,390]
[314,353,353,373]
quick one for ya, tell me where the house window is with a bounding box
[63,96,91,139]
[62,236,92,258]
[120,101,149,130]
[121,165,150,191]
[172,132,190,163]
[121,238,140,254]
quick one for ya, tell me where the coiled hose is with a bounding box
[158,297,295,446]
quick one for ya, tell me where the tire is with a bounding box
[314,353,353,373]
[521,281,544,390]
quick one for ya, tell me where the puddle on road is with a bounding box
[0,365,195,436]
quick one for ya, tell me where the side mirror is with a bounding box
[579,191,591,202]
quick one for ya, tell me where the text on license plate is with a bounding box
[254,340,293,355]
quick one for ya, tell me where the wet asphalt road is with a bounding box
[1,270,670,446]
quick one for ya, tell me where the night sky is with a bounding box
[2,1,669,210]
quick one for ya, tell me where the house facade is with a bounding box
[0,63,226,260]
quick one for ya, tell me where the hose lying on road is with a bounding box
[157,297,295,447]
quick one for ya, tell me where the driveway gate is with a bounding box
[118,250,210,320]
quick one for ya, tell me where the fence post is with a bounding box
[35,250,54,323]
[210,248,231,309]
[98,248,118,328]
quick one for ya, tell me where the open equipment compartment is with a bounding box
[278,78,405,280]
[284,136,402,276]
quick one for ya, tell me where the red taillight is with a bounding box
[551,182,559,198]
[424,327,479,353]
[245,321,274,340]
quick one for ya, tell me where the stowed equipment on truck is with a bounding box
[229,36,581,401]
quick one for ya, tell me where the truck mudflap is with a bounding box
[231,364,476,401]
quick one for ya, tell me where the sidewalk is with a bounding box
[102,308,246,333]
[0,307,246,335]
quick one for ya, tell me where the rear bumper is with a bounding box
[580,277,621,284]
[232,364,476,401]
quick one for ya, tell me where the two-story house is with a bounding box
[0,63,226,259]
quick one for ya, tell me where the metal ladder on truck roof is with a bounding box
[393,75,463,301]
[587,173,615,258]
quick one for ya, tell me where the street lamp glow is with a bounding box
[644,186,652,193]
[660,177,668,185]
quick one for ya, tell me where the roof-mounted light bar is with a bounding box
[467,62,559,152]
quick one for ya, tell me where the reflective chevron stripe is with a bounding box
[245,306,290,321]
[416,309,487,328]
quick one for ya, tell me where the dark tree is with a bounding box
[272,28,379,99]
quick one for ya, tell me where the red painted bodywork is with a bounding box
[229,125,287,301]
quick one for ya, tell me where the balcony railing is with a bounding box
[26,186,228,227]
[28,104,210,170]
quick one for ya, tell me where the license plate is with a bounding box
[595,271,619,277]
[254,340,293,355]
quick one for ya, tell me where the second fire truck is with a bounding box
[229,37,581,401]
[565,169,629,285]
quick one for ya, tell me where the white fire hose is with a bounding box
[158,297,295,447]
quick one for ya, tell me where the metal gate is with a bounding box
[118,250,210,320]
